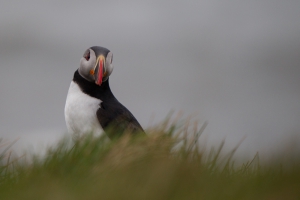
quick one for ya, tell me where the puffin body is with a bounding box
[65,81,103,136]
[65,46,144,139]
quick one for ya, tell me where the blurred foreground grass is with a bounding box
[0,116,300,200]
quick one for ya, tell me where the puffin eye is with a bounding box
[84,51,90,61]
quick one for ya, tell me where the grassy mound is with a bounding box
[1,117,300,200]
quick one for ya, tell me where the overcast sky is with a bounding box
[1,0,300,159]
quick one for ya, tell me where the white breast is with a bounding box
[64,81,104,138]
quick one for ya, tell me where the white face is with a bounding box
[78,49,114,85]
[103,52,113,82]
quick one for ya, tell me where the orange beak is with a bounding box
[93,55,105,86]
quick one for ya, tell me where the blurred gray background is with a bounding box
[1,0,300,158]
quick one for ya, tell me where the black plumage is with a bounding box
[73,70,144,139]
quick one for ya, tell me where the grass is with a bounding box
[0,116,300,200]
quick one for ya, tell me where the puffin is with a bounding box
[65,46,144,139]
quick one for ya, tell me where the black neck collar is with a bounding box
[73,70,116,102]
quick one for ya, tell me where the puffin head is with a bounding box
[79,46,114,86]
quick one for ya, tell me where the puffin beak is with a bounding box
[95,55,105,86]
